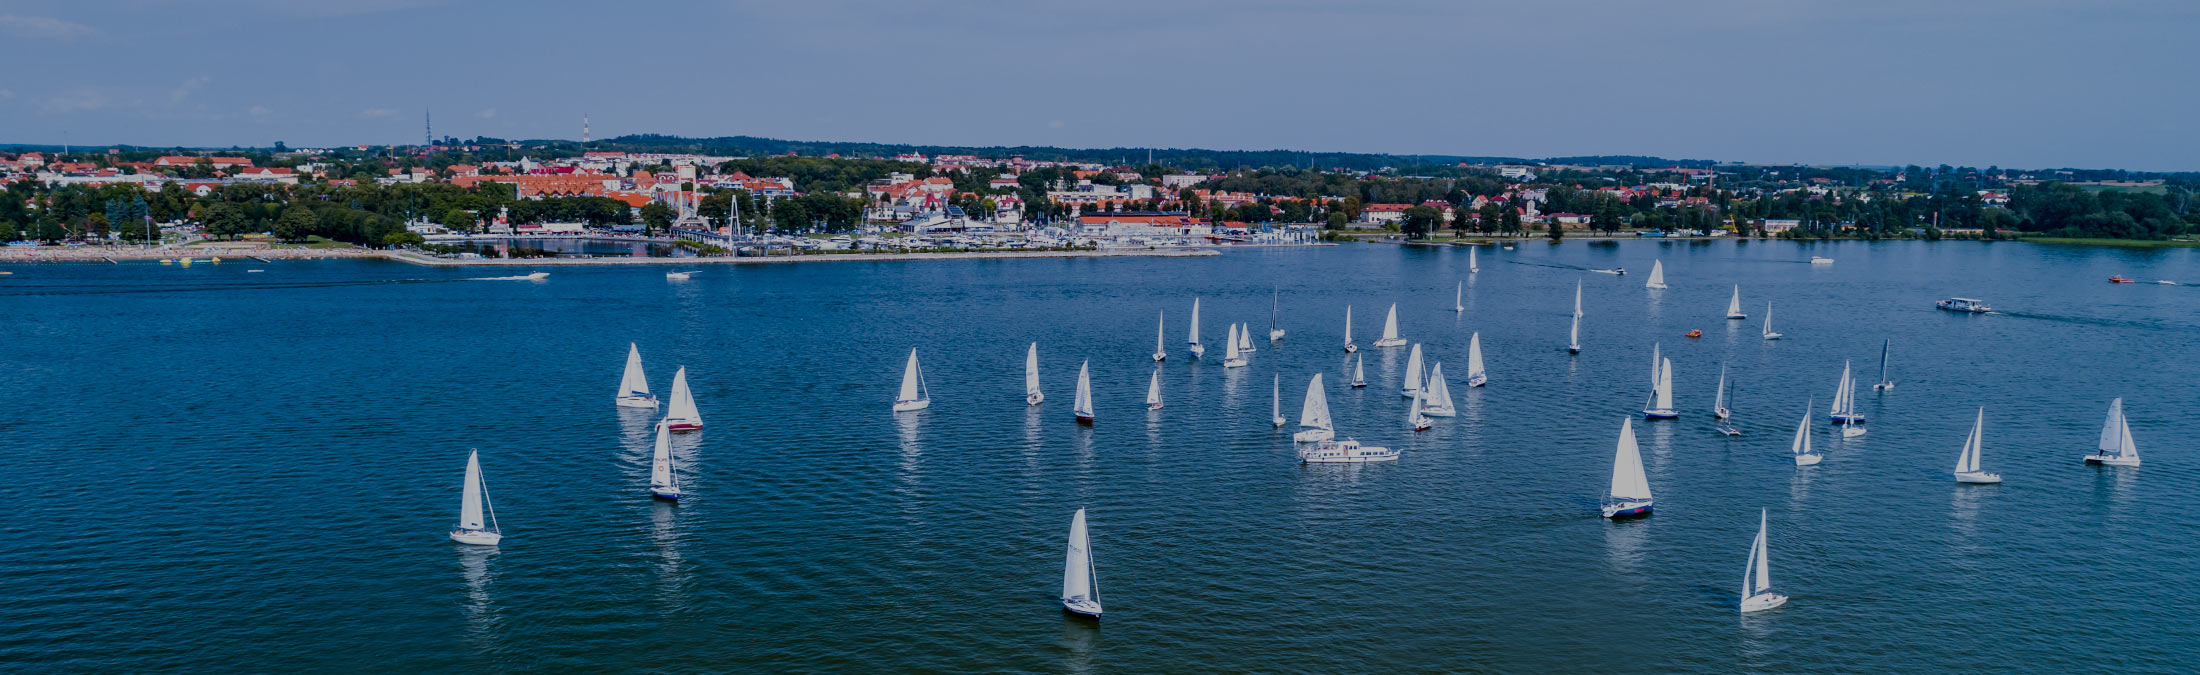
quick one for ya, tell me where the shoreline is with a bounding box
[378,248,1224,266]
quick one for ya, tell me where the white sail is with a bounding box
[1650,343,1661,388]
[1224,323,1241,361]
[2098,398,2137,459]
[1466,332,1486,382]
[1421,362,1455,416]
[1653,358,1674,411]
[1188,298,1202,346]
[1343,305,1353,346]
[1469,246,1479,272]
[1727,285,1743,317]
[1352,354,1365,385]
[1454,281,1464,312]
[1271,374,1283,424]
[1569,281,1583,351]
[1762,302,1776,337]
[1073,360,1094,418]
[1382,304,1400,340]
[1238,322,1254,351]
[895,349,926,408]
[1646,260,1666,288]
[1714,365,1729,415]
[1608,418,1651,501]
[1877,339,1891,385]
[618,343,650,399]
[650,419,675,490]
[1830,361,1854,417]
[459,449,488,531]
[1062,508,1096,605]
[1410,386,1429,429]
[1955,408,1984,474]
[1145,369,1162,407]
[1744,509,1772,596]
[1025,342,1042,402]
[1154,312,1166,360]
[1791,402,1814,458]
[667,366,701,425]
[1402,343,1424,396]
[1299,373,1332,431]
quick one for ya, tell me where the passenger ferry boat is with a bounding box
[1935,297,1989,313]
[1298,439,1399,464]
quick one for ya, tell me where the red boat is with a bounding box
[1684,330,1703,338]
[2109,276,2136,283]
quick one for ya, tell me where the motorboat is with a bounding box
[1298,438,1399,464]
[1684,330,1702,338]
[1936,297,1989,313]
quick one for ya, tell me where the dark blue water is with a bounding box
[3,241,2195,672]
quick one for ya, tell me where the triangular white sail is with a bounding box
[1025,342,1042,403]
[1270,290,1283,339]
[1272,374,1284,425]
[1955,408,1984,474]
[1188,297,1202,347]
[1830,361,1855,417]
[1465,332,1486,383]
[1410,386,1429,429]
[895,349,927,409]
[650,419,676,491]
[1792,402,1814,459]
[1469,246,1478,272]
[1421,362,1455,416]
[1714,365,1729,416]
[1402,343,1424,396]
[1224,323,1242,361]
[1650,343,1661,388]
[1727,285,1743,318]
[1062,508,1097,606]
[1352,354,1365,386]
[1454,281,1464,312]
[1653,358,1674,411]
[1073,360,1094,419]
[1239,322,1255,352]
[1153,312,1166,361]
[1145,369,1162,408]
[459,449,489,531]
[1568,281,1582,352]
[1299,373,1332,431]
[2097,398,2138,460]
[1762,302,1777,338]
[1343,305,1353,347]
[1744,509,1772,597]
[1382,304,1400,340]
[1646,260,1666,289]
[667,366,701,426]
[1608,419,1651,501]
[618,343,651,399]
[1876,339,1892,388]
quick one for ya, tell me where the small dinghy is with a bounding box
[1373,304,1406,348]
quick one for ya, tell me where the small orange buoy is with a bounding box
[1684,330,1703,338]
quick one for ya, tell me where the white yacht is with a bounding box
[1187,297,1206,358]
[664,366,703,431]
[1294,374,1334,442]
[1402,343,1425,397]
[1342,305,1357,353]
[1222,323,1248,368]
[1410,386,1432,432]
[449,450,503,546]
[1025,342,1044,406]
[614,343,659,409]
[1269,290,1286,341]
[1601,418,1653,518]
[892,349,930,413]
[1953,407,2002,484]
[1238,322,1256,353]
[1761,302,1782,340]
[1060,508,1102,619]
[1419,362,1456,417]
[1299,438,1399,464]
[1465,332,1488,387]
[1829,360,1865,424]
[1725,285,1746,319]
[1739,509,1788,613]
[1152,311,1167,362]
[2086,398,2140,466]
[1643,358,1678,419]
[1270,374,1286,428]
[648,420,683,501]
[1373,303,1407,347]
[1145,369,1163,411]
[1073,360,1095,424]
[1453,281,1465,313]
[1350,354,1367,388]
[1872,339,1895,391]
[1644,259,1668,290]
[1568,281,1583,354]
[1792,401,1822,466]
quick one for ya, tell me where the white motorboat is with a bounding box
[1145,369,1163,411]
[1298,438,1399,464]
[1222,323,1248,368]
[1936,297,1990,313]
[1829,360,1865,424]
[1026,342,1045,406]
[1642,357,1678,419]
[664,366,704,430]
[1739,509,1788,613]
[1792,400,1822,466]
[648,419,684,501]
[1271,374,1286,427]
[1954,407,2002,484]
[1725,285,1746,319]
[1401,343,1424,397]
[2085,397,2141,466]
[1601,418,1653,518]
[1809,256,1834,265]
[1872,339,1895,391]
[1349,354,1367,388]
[1295,374,1335,442]
[1060,508,1103,619]
[615,342,660,409]
[1073,360,1095,424]
[1645,259,1668,290]
[1420,362,1456,417]
[1342,305,1357,353]
[892,349,930,413]
[665,270,695,280]
[449,450,503,546]
[1464,332,1488,387]
[1152,311,1167,362]
[1372,303,1407,347]
[1761,302,1782,340]
[1187,297,1206,358]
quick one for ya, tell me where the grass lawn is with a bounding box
[274,236,357,249]
[2024,237,2200,249]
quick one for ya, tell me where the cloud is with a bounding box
[476,107,497,119]
[41,88,108,114]
[0,15,98,40]
[359,107,398,119]
[249,105,272,117]
[171,76,212,103]
[0,89,13,100]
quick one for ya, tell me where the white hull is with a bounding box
[1715,408,1731,420]
[1148,402,1163,411]
[1873,382,1895,391]
[616,395,660,409]
[1955,471,2002,484]
[1794,453,1822,466]
[1601,499,1653,518]
[1646,283,1668,290]
[1299,440,1398,463]
[1062,598,1103,618]
[1740,592,1788,613]
[1466,375,1487,388]
[1153,352,1166,362]
[1727,312,1746,320]
[1292,429,1334,443]
[450,529,502,546]
[1189,343,1205,358]
[1350,379,1366,388]
[1842,425,1867,438]
[1028,393,1044,406]
[1223,357,1247,368]
[1643,408,1679,419]
[1269,330,1285,341]
[2084,455,2140,467]
[1372,338,1407,348]
[1762,333,1783,340]
[1272,416,1286,428]
[1343,342,1358,353]
[892,400,930,413]
[1300,453,1399,464]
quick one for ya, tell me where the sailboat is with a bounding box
[1060,508,1103,619]
[1872,339,1894,390]
[449,450,503,545]
[1601,418,1653,518]
[1187,297,1205,358]
[1145,369,1163,411]
[1294,374,1334,442]
[1073,360,1095,424]
[1465,332,1488,387]
[1739,509,1788,613]
[1373,303,1407,347]
[615,343,659,409]
[1469,246,1479,273]
[1645,260,1668,290]
[1713,365,1732,419]
[1761,302,1782,340]
[1342,305,1358,353]
[1420,362,1456,417]
[1454,281,1465,313]
[1829,360,1865,424]
[1726,285,1746,319]
[664,366,703,431]
[1271,374,1286,427]
[1269,290,1285,341]
[1568,281,1583,354]
[1350,354,1367,388]
[892,349,930,413]
[1152,312,1167,362]
[1411,386,1432,431]
[1643,358,1678,419]
[1025,343,1044,406]
[1954,407,2002,484]
[2085,398,2140,466]
[1402,343,1425,397]
[1222,323,1247,368]
[648,419,683,500]
[1238,322,1256,353]
[1792,401,1822,466]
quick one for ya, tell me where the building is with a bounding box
[1762,219,1800,233]
[231,167,298,184]
[1073,211,1207,238]
[154,155,253,168]
[1359,203,1413,224]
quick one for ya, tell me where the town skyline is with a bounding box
[4,1,2197,171]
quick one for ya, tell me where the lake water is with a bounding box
[3,240,2196,672]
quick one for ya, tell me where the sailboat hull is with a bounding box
[1568,346,1580,354]
[2084,455,2140,467]
[1152,353,1165,362]
[449,529,502,546]
[1795,453,1823,466]
[1602,500,1653,519]
[1343,343,1358,353]
[1727,313,1746,319]
[1188,344,1205,358]
[1028,393,1044,406]
[891,400,929,413]
[1223,358,1247,368]
[1269,330,1285,341]
[1954,471,2002,484]
[615,395,660,409]
[1642,409,1680,419]
[1740,592,1787,613]
[1466,375,1487,388]
[1372,338,1407,348]
[664,419,704,431]
[1829,413,1865,424]
[1061,599,1103,619]
[1349,380,1366,388]
[1841,425,1867,438]
[650,488,684,501]
[1075,414,1094,425]
[1715,408,1731,420]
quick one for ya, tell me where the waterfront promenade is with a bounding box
[0,244,1220,266]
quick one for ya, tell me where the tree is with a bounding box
[640,202,674,234]
[438,207,475,233]
[1326,211,1347,230]
[1478,202,1501,234]
[273,206,319,242]
[1450,206,1471,238]
[1547,220,1564,241]
[201,203,249,239]
[1401,205,1440,239]
[1498,207,1522,235]
[381,230,426,248]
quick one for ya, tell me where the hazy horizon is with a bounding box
[4,0,2196,171]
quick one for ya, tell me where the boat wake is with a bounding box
[468,272,550,281]
[1986,310,2190,331]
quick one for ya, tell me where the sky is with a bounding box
[4,0,2197,171]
